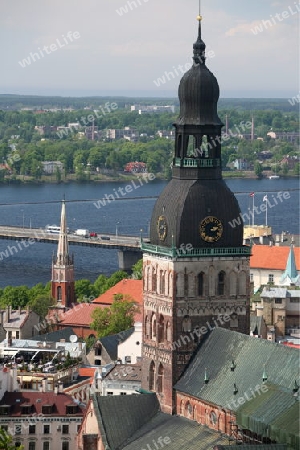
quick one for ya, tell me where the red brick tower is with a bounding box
[51,200,75,310]
[141,15,251,414]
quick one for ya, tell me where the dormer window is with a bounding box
[42,404,53,414]
[0,405,11,415]
[66,404,78,414]
[21,404,32,415]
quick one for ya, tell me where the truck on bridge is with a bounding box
[74,229,90,238]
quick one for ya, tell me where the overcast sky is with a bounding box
[1,0,299,97]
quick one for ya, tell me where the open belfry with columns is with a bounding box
[141,13,251,414]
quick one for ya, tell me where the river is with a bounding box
[0,177,298,287]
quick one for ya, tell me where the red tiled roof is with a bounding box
[60,303,105,327]
[250,245,300,270]
[0,392,84,416]
[93,279,143,305]
[78,368,97,377]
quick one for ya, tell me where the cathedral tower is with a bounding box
[141,15,251,414]
[51,200,75,309]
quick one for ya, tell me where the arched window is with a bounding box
[182,315,192,332]
[238,271,247,296]
[160,270,165,295]
[180,400,184,414]
[188,273,195,297]
[152,267,157,292]
[57,286,62,301]
[229,271,237,296]
[157,363,164,394]
[198,272,204,296]
[158,315,164,343]
[145,315,150,339]
[166,321,172,342]
[149,361,155,391]
[67,286,71,305]
[176,273,184,297]
[218,271,226,296]
[151,314,157,339]
[185,401,192,417]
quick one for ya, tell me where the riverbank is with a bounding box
[0,171,298,185]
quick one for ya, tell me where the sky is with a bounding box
[1,0,299,98]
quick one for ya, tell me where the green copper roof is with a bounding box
[281,246,299,283]
[175,328,299,412]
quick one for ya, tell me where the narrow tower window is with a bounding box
[198,272,204,296]
[149,361,155,391]
[218,271,225,296]
[157,363,164,394]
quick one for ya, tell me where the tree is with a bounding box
[91,294,140,338]
[254,162,263,179]
[0,428,24,449]
[28,294,56,319]
[132,259,142,280]
[75,279,96,302]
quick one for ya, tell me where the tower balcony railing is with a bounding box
[174,157,220,168]
[141,242,251,258]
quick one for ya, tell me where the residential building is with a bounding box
[0,391,84,450]
[156,130,175,140]
[124,162,147,173]
[106,127,139,140]
[93,363,141,396]
[267,131,300,143]
[252,287,300,340]
[131,104,175,114]
[250,245,300,291]
[41,161,64,174]
[87,322,142,366]
[0,307,40,340]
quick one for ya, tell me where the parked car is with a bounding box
[101,236,110,241]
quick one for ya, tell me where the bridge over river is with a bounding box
[0,226,145,270]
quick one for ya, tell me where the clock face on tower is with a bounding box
[157,215,168,241]
[200,216,223,243]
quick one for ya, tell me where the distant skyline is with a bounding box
[1,0,299,98]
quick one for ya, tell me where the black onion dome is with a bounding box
[175,19,223,127]
[176,65,222,126]
[150,179,243,249]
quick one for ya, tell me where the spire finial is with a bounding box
[194,0,206,64]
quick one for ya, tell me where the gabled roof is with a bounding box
[122,413,229,450]
[93,393,159,450]
[0,392,84,417]
[99,328,134,360]
[30,327,76,342]
[250,245,300,271]
[93,279,142,305]
[175,328,299,412]
[103,363,141,382]
[59,303,104,327]
[0,309,31,328]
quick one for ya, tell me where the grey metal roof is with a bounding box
[99,328,134,360]
[175,328,299,412]
[93,393,159,450]
[261,288,288,298]
[29,327,76,342]
[122,413,228,450]
[214,446,287,450]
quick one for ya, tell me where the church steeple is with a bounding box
[141,8,251,415]
[281,246,299,285]
[51,200,75,308]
